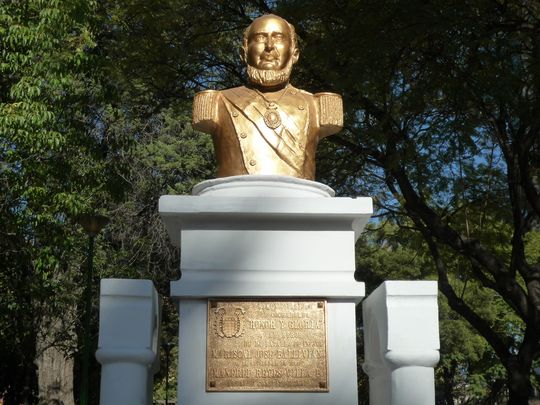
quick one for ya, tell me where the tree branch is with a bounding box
[389,162,531,322]
[422,231,511,363]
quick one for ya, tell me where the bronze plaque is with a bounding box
[206,299,328,392]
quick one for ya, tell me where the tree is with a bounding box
[277,1,540,402]
[0,1,131,403]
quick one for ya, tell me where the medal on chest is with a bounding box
[263,102,281,129]
[254,86,290,129]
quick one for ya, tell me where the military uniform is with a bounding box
[192,85,342,180]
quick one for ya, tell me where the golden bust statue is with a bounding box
[192,14,343,180]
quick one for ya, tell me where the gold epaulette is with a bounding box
[193,90,219,133]
[315,92,343,128]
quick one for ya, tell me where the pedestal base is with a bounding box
[178,300,359,405]
[159,176,373,405]
[192,175,335,197]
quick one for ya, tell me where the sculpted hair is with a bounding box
[242,14,298,61]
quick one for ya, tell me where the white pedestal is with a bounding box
[159,176,373,405]
[96,279,161,405]
[362,281,440,405]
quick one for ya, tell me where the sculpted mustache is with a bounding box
[262,50,280,59]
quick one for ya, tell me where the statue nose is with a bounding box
[265,36,275,50]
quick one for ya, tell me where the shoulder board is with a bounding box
[193,90,219,128]
[315,92,343,127]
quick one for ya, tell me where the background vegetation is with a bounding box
[1,0,539,404]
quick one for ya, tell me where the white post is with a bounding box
[96,279,161,405]
[362,281,440,405]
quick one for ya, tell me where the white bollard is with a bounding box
[95,279,161,405]
[362,281,440,405]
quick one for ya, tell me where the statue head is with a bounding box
[241,14,299,88]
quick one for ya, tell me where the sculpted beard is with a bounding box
[247,54,295,87]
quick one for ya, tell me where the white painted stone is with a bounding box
[160,178,373,302]
[192,174,335,197]
[171,269,364,300]
[159,194,373,249]
[159,176,373,405]
[96,279,161,405]
[362,281,440,405]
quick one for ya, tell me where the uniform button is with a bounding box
[232,112,238,117]
[240,132,247,139]
[249,159,256,166]
[298,105,305,110]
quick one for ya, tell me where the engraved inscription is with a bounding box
[207,300,328,392]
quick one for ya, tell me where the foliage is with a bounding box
[276,1,540,403]
[0,0,131,402]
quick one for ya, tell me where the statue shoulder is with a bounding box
[294,87,313,97]
[192,89,222,133]
[314,92,343,138]
[221,86,252,102]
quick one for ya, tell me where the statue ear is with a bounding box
[240,45,247,64]
[292,47,299,64]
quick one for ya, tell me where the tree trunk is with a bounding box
[35,317,75,405]
[440,360,456,405]
[507,367,532,405]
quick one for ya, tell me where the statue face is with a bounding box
[246,16,296,71]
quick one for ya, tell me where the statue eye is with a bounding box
[273,34,284,42]
[254,34,266,42]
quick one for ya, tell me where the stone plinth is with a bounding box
[95,279,161,405]
[362,281,440,405]
[159,175,373,405]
